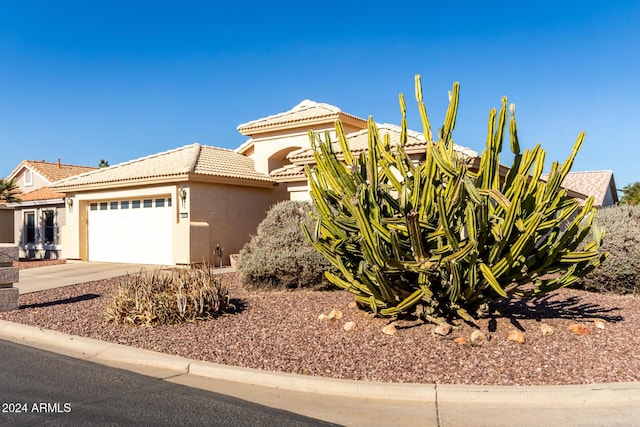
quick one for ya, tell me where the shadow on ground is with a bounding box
[20,294,101,309]
[490,293,624,332]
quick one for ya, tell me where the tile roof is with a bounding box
[287,123,479,164]
[51,143,275,190]
[237,100,366,134]
[19,187,65,202]
[541,170,617,207]
[269,164,307,182]
[8,160,96,183]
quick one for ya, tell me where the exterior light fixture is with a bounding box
[179,188,187,207]
[66,198,74,208]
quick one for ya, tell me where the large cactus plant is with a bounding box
[303,75,607,324]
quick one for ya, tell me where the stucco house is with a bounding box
[51,144,286,265]
[31,99,614,267]
[5,160,96,259]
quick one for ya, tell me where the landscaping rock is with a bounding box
[507,330,525,344]
[328,309,343,320]
[540,323,554,336]
[594,319,606,330]
[433,324,452,336]
[343,321,357,331]
[569,323,591,335]
[453,337,467,344]
[470,329,489,344]
[382,324,397,336]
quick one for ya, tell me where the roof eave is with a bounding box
[189,173,278,188]
[237,114,356,137]
[52,175,192,193]
[7,197,64,207]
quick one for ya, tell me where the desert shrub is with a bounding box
[237,200,332,289]
[304,75,606,324]
[105,266,234,326]
[579,204,640,294]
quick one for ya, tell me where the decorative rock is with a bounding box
[594,319,606,330]
[318,313,329,321]
[540,323,554,336]
[470,329,489,344]
[569,323,591,335]
[507,330,525,344]
[347,301,358,309]
[453,337,467,344]
[343,321,357,331]
[328,310,343,320]
[382,324,397,336]
[433,324,452,336]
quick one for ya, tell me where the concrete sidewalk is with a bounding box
[1,320,639,427]
[16,262,235,294]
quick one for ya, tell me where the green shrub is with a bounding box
[105,266,234,326]
[237,200,332,289]
[579,204,640,294]
[303,75,606,324]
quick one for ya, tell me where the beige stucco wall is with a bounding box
[15,167,51,193]
[287,184,311,201]
[244,121,365,175]
[189,181,287,265]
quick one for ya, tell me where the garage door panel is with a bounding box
[88,198,173,265]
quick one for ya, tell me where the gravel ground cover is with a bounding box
[1,272,639,386]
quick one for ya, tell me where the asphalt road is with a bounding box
[0,340,337,427]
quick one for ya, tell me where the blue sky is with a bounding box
[1,1,639,191]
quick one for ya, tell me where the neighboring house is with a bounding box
[51,144,286,265]
[5,160,97,259]
[541,170,618,208]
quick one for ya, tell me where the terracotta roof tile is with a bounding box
[287,123,478,164]
[19,187,65,202]
[8,160,96,183]
[194,146,277,182]
[270,164,307,182]
[237,100,366,134]
[52,144,275,190]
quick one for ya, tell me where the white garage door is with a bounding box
[88,197,173,265]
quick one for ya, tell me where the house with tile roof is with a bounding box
[7,99,612,267]
[4,159,97,259]
[51,144,286,265]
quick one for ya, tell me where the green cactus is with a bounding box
[303,75,607,324]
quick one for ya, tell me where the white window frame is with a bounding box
[41,208,57,248]
[24,169,33,186]
[23,210,37,246]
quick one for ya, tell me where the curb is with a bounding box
[1,319,640,404]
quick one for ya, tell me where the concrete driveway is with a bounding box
[16,262,163,294]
